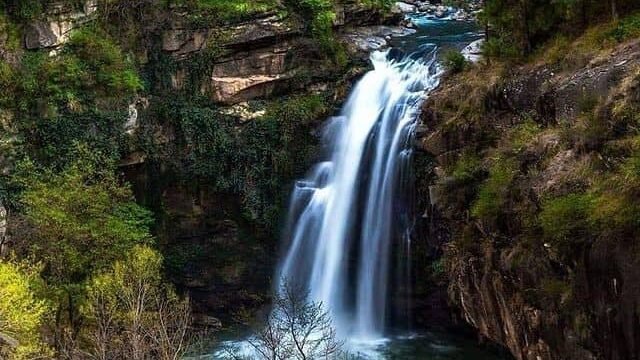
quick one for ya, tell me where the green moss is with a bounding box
[540,278,573,306]
[539,193,593,244]
[65,27,143,95]
[471,157,517,222]
[450,151,483,183]
[508,119,542,153]
[284,0,346,64]
[359,0,393,10]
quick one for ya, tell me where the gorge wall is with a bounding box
[416,34,640,359]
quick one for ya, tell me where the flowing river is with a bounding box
[213,11,508,360]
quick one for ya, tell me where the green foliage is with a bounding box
[540,278,573,307]
[11,27,140,118]
[0,261,52,360]
[607,11,640,42]
[19,157,153,285]
[63,27,142,99]
[83,245,191,360]
[284,0,346,63]
[176,0,279,24]
[480,0,640,58]
[471,158,517,222]
[586,153,640,232]
[443,49,467,73]
[450,152,483,183]
[2,26,141,174]
[482,36,520,59]
[359,0,394,10]
[508,119,542,153]
[2,0,45,21]
[159,94,326,230]
[539,193,593,246]
[430,258,445,279]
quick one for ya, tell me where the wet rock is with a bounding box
[342,25,416,56]
[193,314,222,329]
[461,38,484,63]
[434,5,448,18]
[392,1,417,14]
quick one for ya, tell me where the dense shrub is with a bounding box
[17,156,154,285]
[443,49,467,73]
[175,0,279,23]
[607,11,640,42]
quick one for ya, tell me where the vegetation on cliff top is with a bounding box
[481,0,640,58]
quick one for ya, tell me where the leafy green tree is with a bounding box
[0,261,52,360]
[19,160,153,286]
[10,152,154,352]
[83,245,192,360]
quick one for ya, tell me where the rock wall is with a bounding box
[416,39,640,359]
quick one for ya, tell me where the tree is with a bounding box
[10,152,155,354]
[18,159,153,286]
[0,261,52,360]
[224,281,345,360]
[83,245,192,360]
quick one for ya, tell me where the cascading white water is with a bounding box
[276,48,441,341]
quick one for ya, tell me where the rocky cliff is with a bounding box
[416,33,640,359]
[0,0,413,328]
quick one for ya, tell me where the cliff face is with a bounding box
[416,37,640,360]
[0,0,406,326]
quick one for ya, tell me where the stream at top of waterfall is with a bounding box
[207,12,510,360]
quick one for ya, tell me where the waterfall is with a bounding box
[276,48,441,341]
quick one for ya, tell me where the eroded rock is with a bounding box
[24,0,97,49]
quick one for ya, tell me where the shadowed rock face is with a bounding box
[24,0,97,49]
[415,39,640,360]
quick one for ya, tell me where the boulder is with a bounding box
[461,38,484,63]
[342,26,416,57]
[24,21,61,49]
[392,1,417,14]
[434,5,448,18]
